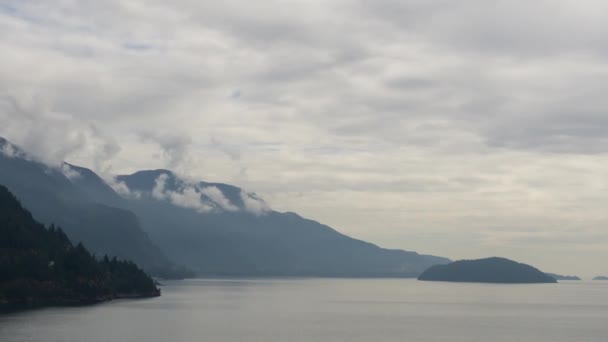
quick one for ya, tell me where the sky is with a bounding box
[1,0,608,277]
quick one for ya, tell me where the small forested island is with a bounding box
[545,273,581,281]
[593,276,608,281]
[0,185,160,311]
[418,257,557,284]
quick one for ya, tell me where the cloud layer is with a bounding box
[2,0,608,275]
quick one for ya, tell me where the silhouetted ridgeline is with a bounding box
[418,257,557,284]
[593,276,608,281]
[109,170,450,277]
[1,137,449,278]
[0,185,160,311]
[545,273,581,281]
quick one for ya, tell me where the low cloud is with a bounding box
[240,192,270,216]
[106,177,141,199]
[60,163,82,180]
[152,174,214,213]
[200,186,239,212]
[151,173,268,215]
[168,187,215,213]
[0,94,120,171]
[0,139,18,158]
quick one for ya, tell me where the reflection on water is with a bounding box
[1,278,607,342]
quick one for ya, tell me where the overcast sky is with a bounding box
[2,0,608,276]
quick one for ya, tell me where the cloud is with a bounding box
[152,173,214,212]
[150,173,267,215]
[200,186,239,212]
[152,173,172,199]
[210,137,241,161]
[152,174,225,213]
[240,191,270,216]
[139,132,192,169]
[0,93,121,170]
[3,0,608,274]
[60,163,82,180]
[106,176,141,199]
[0,139,18,158]
[168,186,215,213]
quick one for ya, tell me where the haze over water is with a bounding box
[1,278,607,342]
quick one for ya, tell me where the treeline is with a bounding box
[0,185,159,308]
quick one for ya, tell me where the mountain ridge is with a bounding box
[112,169,449,277]
[1,137,450,278]
[545,273,581,281]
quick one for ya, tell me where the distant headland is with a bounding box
[545,273,581,281]
[418,257,557,284]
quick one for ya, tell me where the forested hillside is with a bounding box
[0,185,160,310]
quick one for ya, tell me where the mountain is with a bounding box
[545,273,581,281]
[0,184,159,310]
[64,162,127,207]
[106,170,450,277]
[418,257,557,284]
[0,138,188,279]
[1,137,449,278]
[593,276,608,281]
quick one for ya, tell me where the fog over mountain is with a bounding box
[2,1,608,276]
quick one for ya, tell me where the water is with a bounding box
[1,278,607,342]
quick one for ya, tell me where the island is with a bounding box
[418,257,557,284]
[593,276,608,281]
[545,273,581,281]
[0,185,160,311]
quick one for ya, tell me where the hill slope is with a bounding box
[110,170,449,277]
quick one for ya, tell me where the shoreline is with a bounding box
[0,290,160,314]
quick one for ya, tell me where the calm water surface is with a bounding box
[1,278,607,342]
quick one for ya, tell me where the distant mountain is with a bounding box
[0,138,188,279]
[418,257,557,284]
[0,185,159,310]
[545,273,581,281]
[106,170,450,277]
[593,276,608,281]
[1,137,449,278]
